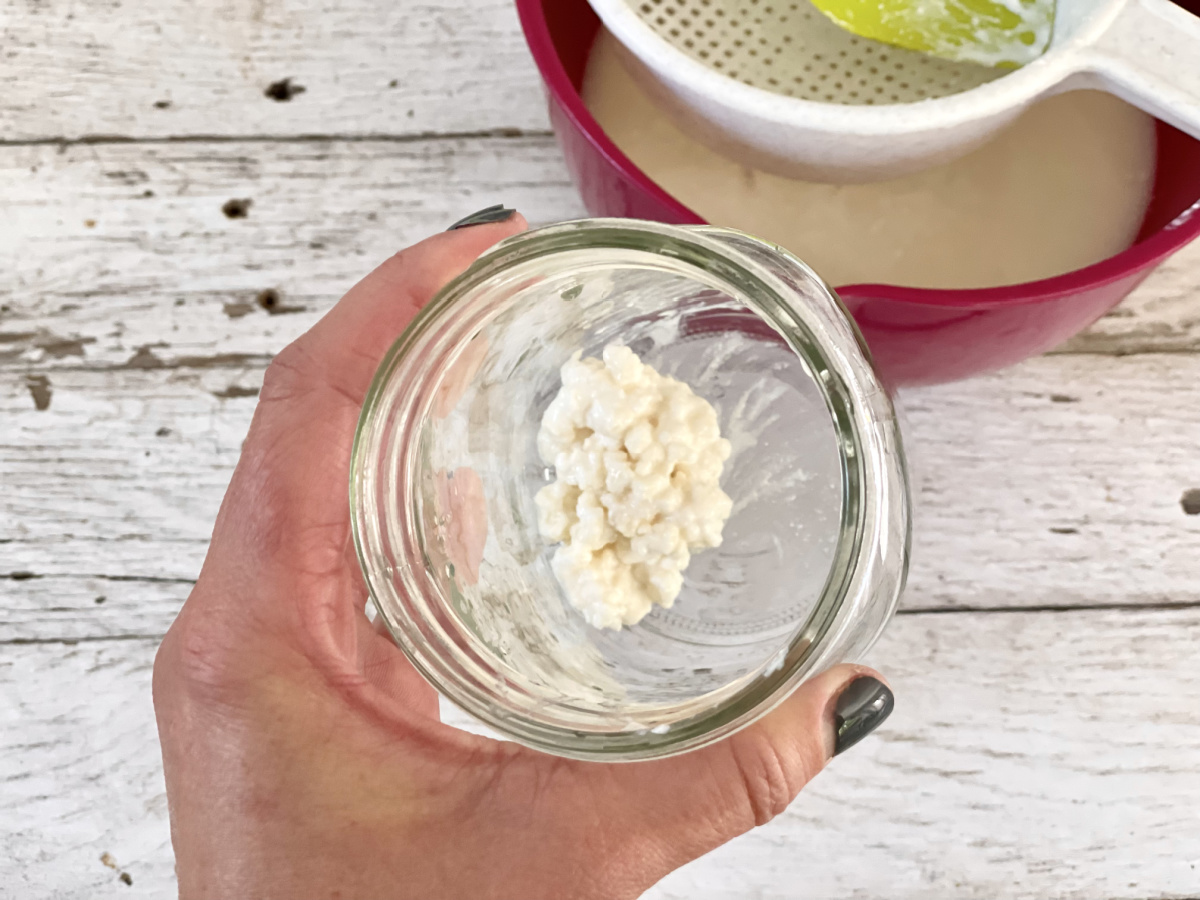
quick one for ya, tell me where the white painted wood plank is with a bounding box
[0,640,173,897]
[3,354,1198,641]
[0,0,549,141]
[0,577,191,643]
[652,607,1200,900]
[4,608,1198,898]
[0,139,1196,371]
[901,353,1200,612]
[0,138,583,372]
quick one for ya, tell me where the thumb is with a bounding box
[603,666,894,875]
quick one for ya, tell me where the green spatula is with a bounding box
[807,0,1056,68]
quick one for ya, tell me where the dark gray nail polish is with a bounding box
[834,676,894,756]
[448,205,516,230]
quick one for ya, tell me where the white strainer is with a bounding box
[588,0,1200,181]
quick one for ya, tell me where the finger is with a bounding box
[197,215,525,614]
[358,614,442,721]
[251,214,526,534]
[598,665,894,872]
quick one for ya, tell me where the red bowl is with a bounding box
[515,0,1200,387]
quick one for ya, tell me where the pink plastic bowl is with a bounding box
[515,0,1200,387]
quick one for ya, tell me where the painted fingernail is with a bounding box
[448,205,516,230]
[834,676,894,756]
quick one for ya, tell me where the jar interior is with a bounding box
[397,247,845,728]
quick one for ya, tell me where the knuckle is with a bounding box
[729,730,808,827]
[153,608,247,706]
[260,341,317,404]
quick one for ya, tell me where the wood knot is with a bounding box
[222,198,252,219]
[1182,489,1200,516]
[25,373,51,410]
[264,77,306,101]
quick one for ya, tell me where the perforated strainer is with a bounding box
[588,0,1200,181]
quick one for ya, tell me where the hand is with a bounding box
[152,210,894,900]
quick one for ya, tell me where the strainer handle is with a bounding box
[1083,0,1200,140]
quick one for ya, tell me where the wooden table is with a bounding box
[2,1,1199,896]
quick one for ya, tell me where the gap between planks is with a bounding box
[2,353,1198,641]
[1,136,1198,368]
[0,128,554,149]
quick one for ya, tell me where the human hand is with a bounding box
[152,208,895,900]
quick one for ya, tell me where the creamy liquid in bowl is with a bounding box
[582,29,1159,290]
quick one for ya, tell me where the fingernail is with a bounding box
[448,205,516,230]
[833,676,894,756]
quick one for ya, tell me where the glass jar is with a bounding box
[351,219,909,760]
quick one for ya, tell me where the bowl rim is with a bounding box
[515,0,1200,311]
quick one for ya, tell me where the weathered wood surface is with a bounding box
[4,609,1198,899]
[0,139,583,372]
[3,0,1200,895]
[1,140,1198,372]
[0,0,550,142]
[4,354,1199,642]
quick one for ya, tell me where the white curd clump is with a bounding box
[535,344,733,630]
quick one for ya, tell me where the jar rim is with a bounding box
[351,218,910,760]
